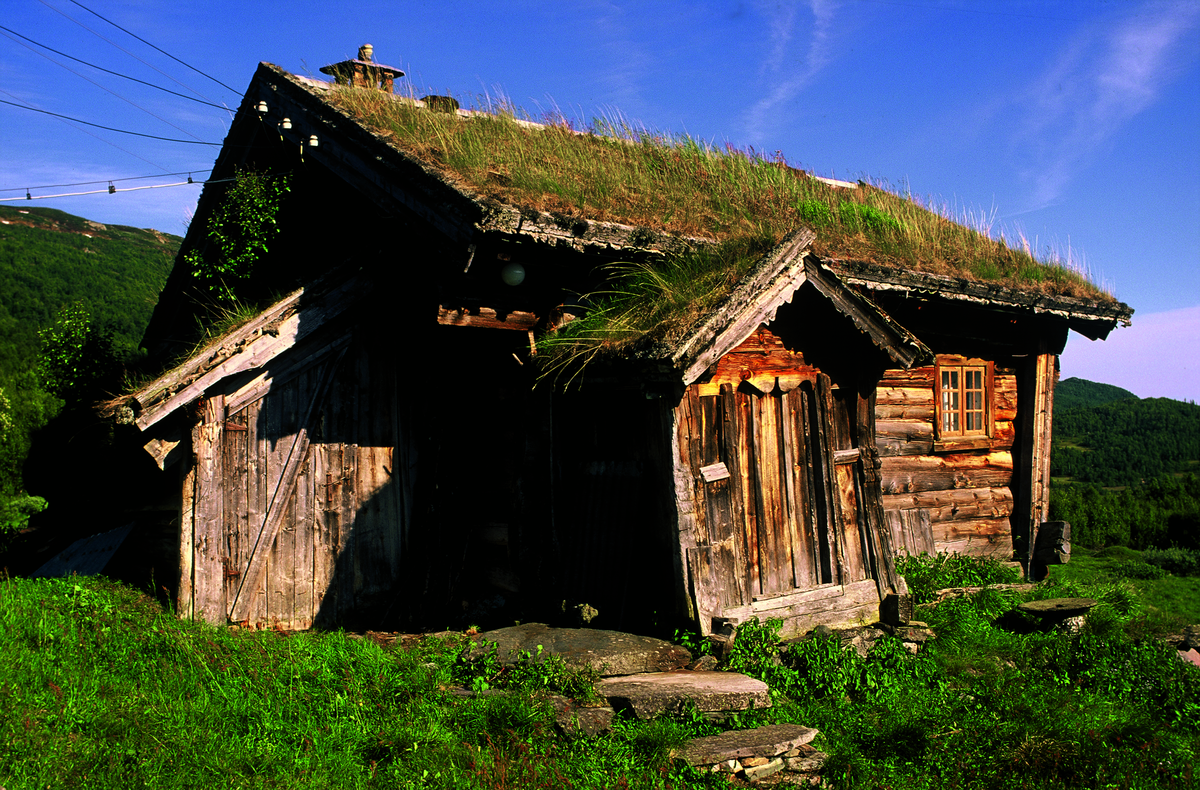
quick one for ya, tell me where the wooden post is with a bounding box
[177,429,196,620]
[192,395,225,624]
[1017,345,1058,576]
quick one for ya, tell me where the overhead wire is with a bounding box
[0,98,220,145]
[38,0,225,107]
[0,171,213,193]
[0,24,230,111]
[0,176,231,203]
[1,29,216,142]
[62,0,240,95]
[0,86,179,173]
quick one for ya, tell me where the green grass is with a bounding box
[326,86,1111,369]
[3,558,1196,789]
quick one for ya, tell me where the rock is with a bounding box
[548,694,614,737]
[743,757,784,781]
[784,744,828,773]
[707,634,735,662]
[1184,625,1200,651]
[600,671,771,721]
[1179,648,1200,669]
[1018,598,1097,632]
[680,723,819,766]
[742,756,770,768]
[689,654,719,671]
[894,625,936,643]
[471,623,691,677]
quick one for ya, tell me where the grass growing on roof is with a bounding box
[329,84,1109,303]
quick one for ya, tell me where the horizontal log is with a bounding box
[935,535,1014,559]
[876,386,934,406]
[883,486,1013,515]
[931,517,1012,541]
[876,436,934,457]
[880,451,1013,494]
[877,419,934,442]
[726,579,881,621]
[876,403,935,421]
[437,305,540,330]
[879,367,935,386]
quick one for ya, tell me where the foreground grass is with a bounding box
[2,559,1197,789]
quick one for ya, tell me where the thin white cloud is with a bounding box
[741,0,839,143]
[1015,2,1200,210]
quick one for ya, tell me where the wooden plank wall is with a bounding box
[186,342,408,630]
[876,365,1018,558]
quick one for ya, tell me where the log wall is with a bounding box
[876,364,1018,558]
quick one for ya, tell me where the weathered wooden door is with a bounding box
[184,345,407,630]
[682,374,878,634]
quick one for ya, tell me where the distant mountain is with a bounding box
[0,205,180,380]
[1052,378,1200,486]
[1055,377,1138,411]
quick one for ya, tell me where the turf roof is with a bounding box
[324,82,1116,305]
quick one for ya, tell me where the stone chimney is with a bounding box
[320,44,404,93]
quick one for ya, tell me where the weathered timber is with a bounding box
[875,403,935,421]
[436,305,540,331]
[880,452,1014,494]
[674,230,816,384]
[132,273,370,432]
[228,350,346,623]
[886,508,935,556]
[826,259,1133,327]
[724,579,881,637]
[936,534,1014,558]
[930,517,1011,542]
[882,487,1014,522]
[192,395,225,624]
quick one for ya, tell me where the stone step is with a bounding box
[471,623,692,677]
[680,723,819,766]
[598,670,770,720]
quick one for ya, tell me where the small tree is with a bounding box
[186,169,290,301]
[36,302,119,402]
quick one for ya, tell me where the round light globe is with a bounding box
[500,262,526,286]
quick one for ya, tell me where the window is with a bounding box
[935,356,993,447]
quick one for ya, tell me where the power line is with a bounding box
[63,0,240,96]
[1,30,213,143]
[39,0,224,107]
[0,170,213,193]
[0,177,232,203]
[0,24,230,111]
[0,98,221,145]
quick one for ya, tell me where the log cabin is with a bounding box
[113,54,1132,637]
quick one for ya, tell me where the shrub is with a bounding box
[1114,560,1168,580]
[1145,546,1200,577]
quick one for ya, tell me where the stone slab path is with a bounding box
[598,670,770,720]
[472,623,692,677]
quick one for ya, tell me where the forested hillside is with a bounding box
[1054,376,1138,411]
[1049,378,1200,551]
[0,206,178,378]
[1052,393,1200,486]
[0,205,178,537]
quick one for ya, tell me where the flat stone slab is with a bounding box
[599,670,770,720]
[1018,598,1098,618]
[681,723,819,766]
[472,623,691,677]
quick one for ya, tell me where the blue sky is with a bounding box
[2,0,1197,399]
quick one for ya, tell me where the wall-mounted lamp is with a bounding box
[308,135,319,147]
[500,262,526,286]
[280,117,292,130]
[256,100,268,113]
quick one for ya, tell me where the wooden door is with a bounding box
[683,373,877,633]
